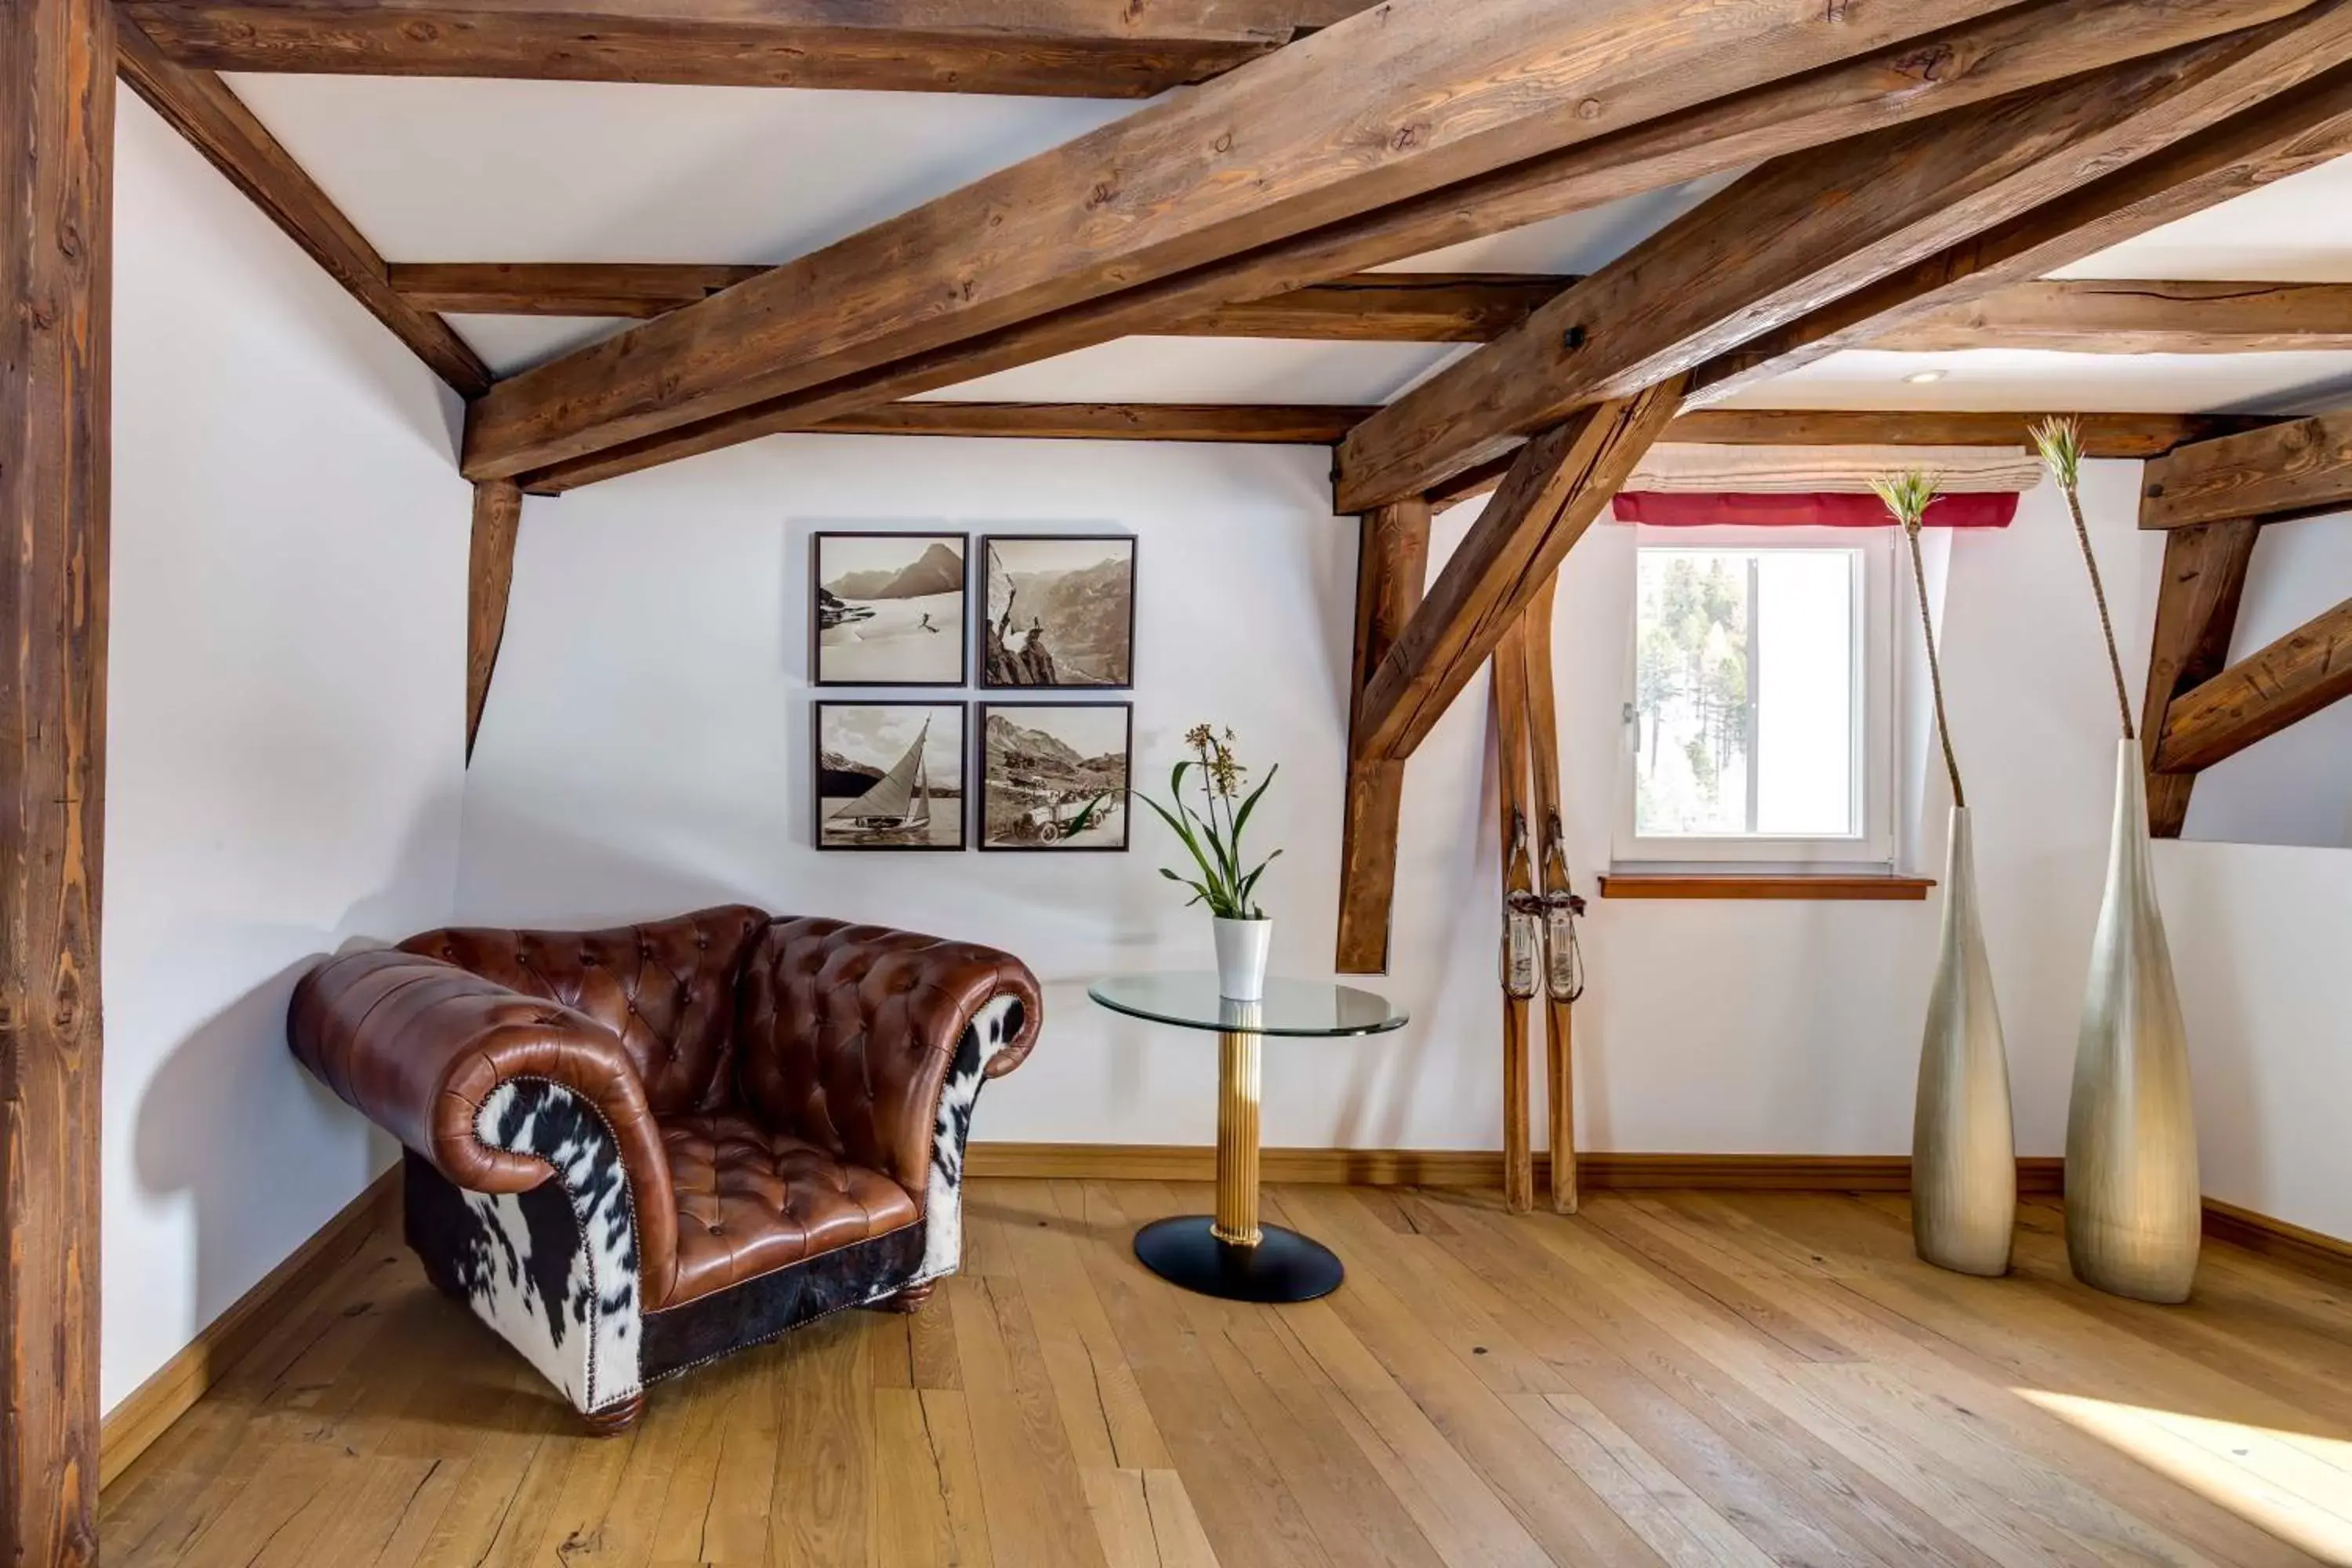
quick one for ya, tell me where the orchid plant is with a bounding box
[1138,725,1279,921]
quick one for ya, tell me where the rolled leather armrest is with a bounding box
[287,948,678,1272]
[733,918,1044,1200]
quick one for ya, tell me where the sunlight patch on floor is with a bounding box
[2019,1389,2352,1565]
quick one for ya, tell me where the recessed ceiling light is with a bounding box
[1904,369,1948,385]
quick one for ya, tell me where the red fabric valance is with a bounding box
[1611,492,2018,528]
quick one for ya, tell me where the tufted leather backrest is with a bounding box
[399,906,770,1117]
[734,916,1042,1203]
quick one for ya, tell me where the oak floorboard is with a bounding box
[103,1181,2352,1566]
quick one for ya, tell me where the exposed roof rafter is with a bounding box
[1352,381,1686,764]
[1692,53,2352,405]
[467,0,2237,492]
[1338,8,2352,513]
[118,0,1381,97]
[117,19,491,397]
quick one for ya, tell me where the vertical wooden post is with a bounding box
[1334,499,1430,974]
[2138,517,2259,837]
[466,478,522,762]
[1,0,114,1555]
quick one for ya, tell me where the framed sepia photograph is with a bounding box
[979,534,1135,689]
[812,531,968,686]
[978,702,1132,851]
[814,702,967,851]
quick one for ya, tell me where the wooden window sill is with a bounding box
[1598,873,1936,902]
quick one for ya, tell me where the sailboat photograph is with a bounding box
[814,702,967,851]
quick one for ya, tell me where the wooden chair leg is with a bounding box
[869,1281,935,1315]
[582,1393,644,1436]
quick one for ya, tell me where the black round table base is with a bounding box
[1133,1216,1345,1303]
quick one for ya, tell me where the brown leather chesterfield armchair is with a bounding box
[287,906,1040,1432]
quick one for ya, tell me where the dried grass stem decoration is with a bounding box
[2033,417,2136,741]
[1873,470,1965,811]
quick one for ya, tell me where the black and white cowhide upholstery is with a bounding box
[914,993,1025,1287]
[405,1080,643,1418]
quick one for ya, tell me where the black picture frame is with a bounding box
[812,701,968,851]
[975,702,1134,853]
[811,530,970,688]
[977,533,1137,691]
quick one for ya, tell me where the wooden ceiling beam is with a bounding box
[392,264,1573,337]
[466,0,2184,490]
[2140,519,2262,837]
[2153,595,2352,774]
[1875,278,2352,354]
[1661,409,2271,458]
[1338,10,2352,514]
[394,262,2352,360]
[1078,270,1570,343]
[116,22,491,397]
[1417,412,2274,510]
[2140,408,2352,528]
[389,262,768,318]
[502,402,2263,470]
[1693,46,2352,406]
[1352,380,1685,764]
[793,402,1374,446]
[116,0,1380,97]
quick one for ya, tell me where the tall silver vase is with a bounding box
[2064,739,2200,1303]
[1913,807,2015,1276]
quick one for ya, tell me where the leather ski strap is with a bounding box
[1501,810,1541,1000]
[1539,809,1586,1004]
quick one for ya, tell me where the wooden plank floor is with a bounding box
[102,1181,2352,1566]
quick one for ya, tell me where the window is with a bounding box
[1616,528,1896,867]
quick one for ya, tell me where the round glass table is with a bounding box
[1087,974,1409,1303]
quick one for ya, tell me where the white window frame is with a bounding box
[1611,524,1899,869]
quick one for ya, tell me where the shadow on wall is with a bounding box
[122,801,459,1368]
[452,793,768,928]
[132,954,395,1338]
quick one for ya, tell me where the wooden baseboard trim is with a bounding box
[1598,873,1936,901]
[968,1144,2066,1195]
[2202,1197,2352,1283]
[100,1163,400,1488]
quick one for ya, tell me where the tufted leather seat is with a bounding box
[287,905,1041,1432]
[662,1112,919,1306]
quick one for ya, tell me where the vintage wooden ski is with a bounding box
[1490,619,1540,1214]
[1521,576,1585,1214]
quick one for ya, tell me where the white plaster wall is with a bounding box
[456,443,2176,1171]
[103,94,471,1410]
[2157,840,2352,1241]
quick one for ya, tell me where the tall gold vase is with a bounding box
[1913,807,2015,1276]
[2064,739,2200,1303]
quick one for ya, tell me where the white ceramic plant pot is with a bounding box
[1213,917,1272,1001]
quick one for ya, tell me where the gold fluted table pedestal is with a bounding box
[1210,1025,1263,1246]
[1088,973,1408,1305]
